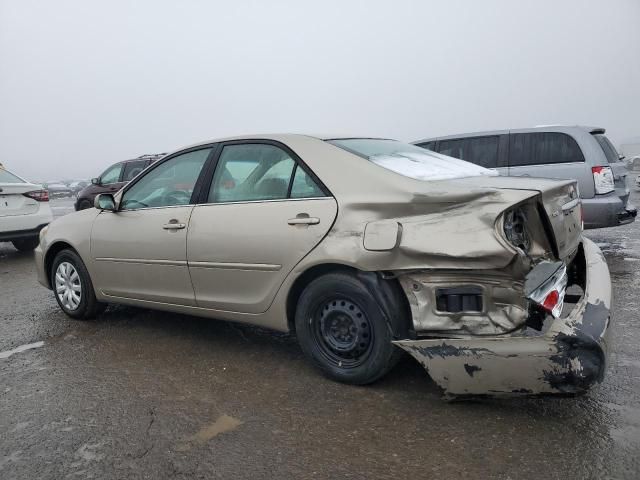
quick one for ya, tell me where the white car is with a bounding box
[0,165,53,251]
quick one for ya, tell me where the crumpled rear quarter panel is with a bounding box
[394,239,612,396]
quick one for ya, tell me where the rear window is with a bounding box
[416,141,436,151]
[509,132,584,167]
[438,136,500,168]
[327,138,497,182]
[0,168,26,183]
[593,134,620,164]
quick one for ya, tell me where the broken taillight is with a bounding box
[503,207,531,253]
[526,263,568,319]
[23,190,49,202]
[592,166,614,195]
[541,290,560,313]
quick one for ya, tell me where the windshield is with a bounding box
[0,167,26,183]
[327,138,497,181]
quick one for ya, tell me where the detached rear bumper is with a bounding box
[394,238,612,396]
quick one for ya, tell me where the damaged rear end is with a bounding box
[391,178,612,396]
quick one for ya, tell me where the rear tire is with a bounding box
[295,272,406,385]
[12,238,39,252]
[51,249,105,320]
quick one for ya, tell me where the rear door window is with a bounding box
[289,165,325,198]
[438,136,500,168]
[438,139,465,159]
[510,132,584,166]
[208,144,295,203]
[465,136,499,168]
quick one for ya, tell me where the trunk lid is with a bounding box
[448,176,582,261]
[535,180,582,260]
[0,183,41,217]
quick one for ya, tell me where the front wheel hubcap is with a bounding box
[55,262,82,311]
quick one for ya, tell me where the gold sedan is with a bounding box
[36,134,611,397]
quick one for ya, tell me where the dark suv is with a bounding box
[75,154,165,210]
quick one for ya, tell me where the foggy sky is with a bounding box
[1,0,639,181]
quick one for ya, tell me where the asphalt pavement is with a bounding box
[1,192,639,479]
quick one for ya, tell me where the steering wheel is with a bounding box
[163,190,191,205]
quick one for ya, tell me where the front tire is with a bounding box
[295,272,405,385]
[12,237,39,252]
[51,249,105,319]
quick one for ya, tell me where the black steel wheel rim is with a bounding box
[312,297,373,368]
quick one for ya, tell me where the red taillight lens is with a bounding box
[592,166,614,194]
[527,264,567,319]
[23,190,49,202]
[541,290,559,312]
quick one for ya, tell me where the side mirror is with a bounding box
[94,193,117,211]
[91,177,100,185]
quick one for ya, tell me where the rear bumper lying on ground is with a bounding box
[394,238,611,396]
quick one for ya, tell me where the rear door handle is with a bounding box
[288,215,320,225]
[163,221,186,230]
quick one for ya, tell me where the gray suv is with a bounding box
[414,126,636,229]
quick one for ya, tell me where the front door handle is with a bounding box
[163,220,186,230]
[288,214,320,226]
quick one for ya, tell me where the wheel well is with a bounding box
[286,264,413,339]
[44,242,76,288]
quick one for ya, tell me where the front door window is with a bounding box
[121,148,211,210]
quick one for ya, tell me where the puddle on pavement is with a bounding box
[177,414,243,451]
[0,341,44,359]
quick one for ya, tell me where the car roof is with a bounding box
[181,133,392,150]
[413,125,605,144]
[121,153,167,164]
